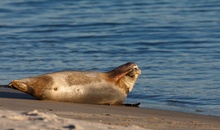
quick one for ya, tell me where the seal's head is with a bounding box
[109,62,141,94]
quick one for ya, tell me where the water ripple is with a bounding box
[0,0,220,116]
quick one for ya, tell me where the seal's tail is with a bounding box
[8,80,28,93]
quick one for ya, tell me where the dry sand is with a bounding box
[0,86,220,130]
[0,109,146,130]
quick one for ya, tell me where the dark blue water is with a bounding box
[0,0,220,116]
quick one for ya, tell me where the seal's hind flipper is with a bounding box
[8,80,28,93]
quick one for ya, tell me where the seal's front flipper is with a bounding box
[108,62,138,81]
[8,80,28,93]
[124,102,141,107]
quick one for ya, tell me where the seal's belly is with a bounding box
[43,83,125,105]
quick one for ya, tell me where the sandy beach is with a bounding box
[0,86,220,130]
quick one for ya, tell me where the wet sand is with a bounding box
[0,86,220,130]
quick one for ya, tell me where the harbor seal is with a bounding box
[8,62,141,105]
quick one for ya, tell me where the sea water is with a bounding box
[0,0,220,116]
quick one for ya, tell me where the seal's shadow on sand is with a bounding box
[0,87,35,100]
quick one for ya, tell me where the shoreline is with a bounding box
[1,87,220,130]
